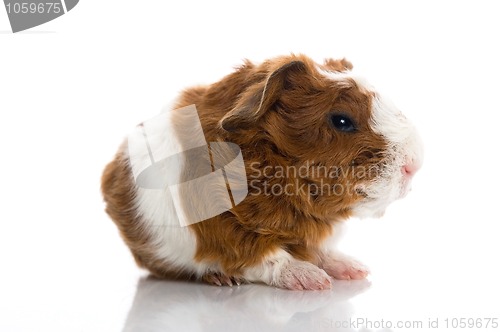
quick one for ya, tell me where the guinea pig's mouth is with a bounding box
[400,180,413,198]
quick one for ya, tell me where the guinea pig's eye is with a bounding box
[329,113,357,133]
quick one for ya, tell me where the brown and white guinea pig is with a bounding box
[101,54,423,290]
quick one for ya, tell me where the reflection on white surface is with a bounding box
[123,278,371,332]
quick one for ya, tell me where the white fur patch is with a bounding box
[316,66,373,91]
[370,94,424,165]
[127,162,210,276]
[353,92,423,217]
[243,249,293,284]
[319,221,346,253]
[126,107,212,276]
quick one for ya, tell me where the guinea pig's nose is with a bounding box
[402,162,420,178]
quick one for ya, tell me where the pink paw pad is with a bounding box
[323,258,369,280]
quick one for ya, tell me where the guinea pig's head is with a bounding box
[219,54,423,219]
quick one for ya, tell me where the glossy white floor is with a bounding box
[1,1,500,331]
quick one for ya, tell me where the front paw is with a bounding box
[322,256,369,280]
[273,261,332,291]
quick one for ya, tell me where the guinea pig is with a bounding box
[101,54,423,290]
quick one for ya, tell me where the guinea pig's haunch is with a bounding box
[101,54,423,290]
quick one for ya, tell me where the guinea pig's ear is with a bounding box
[220,60,307,132]
[323,58,353,72]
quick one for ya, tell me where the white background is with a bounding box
[1,1,499,331]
